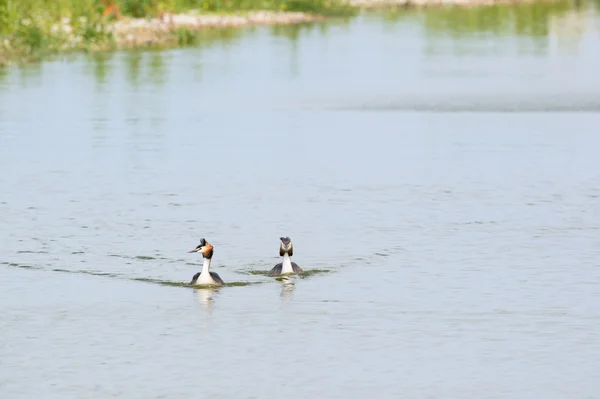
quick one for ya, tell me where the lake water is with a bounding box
[2,2,600,398]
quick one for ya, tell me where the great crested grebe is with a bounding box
[188,238,224,286]
[268,236,303,276]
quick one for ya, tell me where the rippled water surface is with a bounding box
[2,3,600,398]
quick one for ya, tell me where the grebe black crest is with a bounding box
[187,238,224,286]
[268,236,303,276]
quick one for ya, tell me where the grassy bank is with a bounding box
[0,0,353,65]
[0,0,588,66]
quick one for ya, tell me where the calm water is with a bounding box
[2,3,600,398]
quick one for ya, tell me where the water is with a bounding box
[2,3,600,398]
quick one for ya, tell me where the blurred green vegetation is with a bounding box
[0,0,352,65]
[0,0,115,64]
[111,0,354,16]
[1,0,596,66]
[168,0,353,15]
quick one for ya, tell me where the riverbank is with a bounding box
[112,11,327,49]
[0,11,320,66]
[0,0,572,66]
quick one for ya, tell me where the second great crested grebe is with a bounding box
[268,236,303,276]
[188,238,224,286]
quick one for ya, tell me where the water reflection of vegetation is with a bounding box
[148,52,166,84]
[268,18,351,76]
[379,0,576,37]
[126,51,143,86]
[173,24,247,47]
[427,1,572,37]
[270,22,320,41]
[269,17,350,40]
[91,53,113,86]
[86,26,245,86]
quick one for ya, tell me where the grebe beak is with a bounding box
[188,248,199,253]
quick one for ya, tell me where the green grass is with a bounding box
[0,0,353,66]
[0,0,117,65]
[119,0,353,16]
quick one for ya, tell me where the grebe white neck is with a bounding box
[281,253,293,274]
[201,257,211,274]
[193,258,216,285]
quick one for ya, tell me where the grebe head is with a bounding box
[188,238,214,259]
[279,236,293,257]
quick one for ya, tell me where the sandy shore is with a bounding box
[110,11,327,48]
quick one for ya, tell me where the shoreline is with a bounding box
[112,11,328,49]
[100,0,570,49]
[0,0,572,66]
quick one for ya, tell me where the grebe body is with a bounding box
[268,236,303,276]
